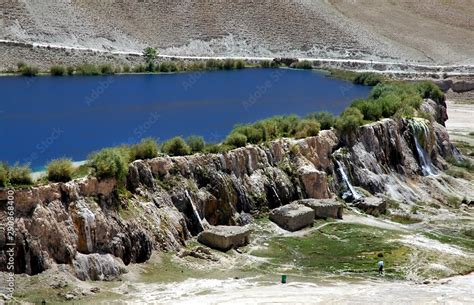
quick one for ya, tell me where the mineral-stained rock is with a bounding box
[197,225,251,251]
[295,198,343,219]
[353,197,387,216]
[269,203,315,231]
[72,253,126,281]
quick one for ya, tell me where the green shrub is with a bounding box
[335,107,364,134]
[187,61,206,71]
[19,64,39,76]
[187,136,206,153]
[123,65,131,73]
[306,112,336,130]
[270,61,281,68]
[76,63,100,75]
[271,115,299,137]
[133,64,146,73]
[203,144,222,154]
[9,164,32,185]
[295,119,320,138]
[292,60,312,69]
[225,133,248,148]
[223,59,236,70]
[260,60,272,68]
[89,148,129,181]
[46,158,74,182]
[0,163,9,187]
[351,82,427,121]
[353,72,382,86]
[415,81,444,104]
[143,47,157,72]
[235,60,245,69]
[232,125,264,144]
[17,61,27,71]
[205,59,223,70]
[161,137,191,156]
[99,64,115,75]
[159,61,179,72]
[50,65,66,76]
[130,138,159,161]
[67,66,75,75]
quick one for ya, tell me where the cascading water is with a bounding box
[80,206,96,253]
[409,118,437,176]
[335,160,362,202]
[185,190,204,228]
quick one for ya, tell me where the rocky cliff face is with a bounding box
[0,99,471,279]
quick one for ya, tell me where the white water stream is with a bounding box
[336,160,362,201]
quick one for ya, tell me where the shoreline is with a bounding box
[1,40,474,77]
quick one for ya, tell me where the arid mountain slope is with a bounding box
[0,0,473,66]
[329,0,474,65]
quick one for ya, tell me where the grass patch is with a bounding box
[250,222,409,279]
[423,231,474,251]
[390,214,422,224]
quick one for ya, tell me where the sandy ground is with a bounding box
[446,93,474,145]
[115,274,474,305]
[446,102,474,134]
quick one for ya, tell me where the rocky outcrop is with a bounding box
[197,226,251,251]
[269,203,315,231]
[296,198,343,219]
[1,99,471,279]
[0,177,187,277]
[434,79,474,93]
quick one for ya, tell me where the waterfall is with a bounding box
[336,160,362,201]
[409,118,437,176]
[185,190,204,228]
[80,207,95,253]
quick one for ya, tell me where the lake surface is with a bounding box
[0,69,370,170]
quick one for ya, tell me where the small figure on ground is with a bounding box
[377,253,384,275]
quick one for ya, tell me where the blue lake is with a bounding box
[0,69,371,170]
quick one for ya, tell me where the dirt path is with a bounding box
[446,100,474,145]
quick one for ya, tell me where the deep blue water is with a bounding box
[0,69,370,170]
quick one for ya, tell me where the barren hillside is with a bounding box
[0,0,473,67]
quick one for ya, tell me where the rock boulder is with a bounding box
[269,203,315,231]
[295,198,343,219]
[353,197,387,216]
[198,225,251,251]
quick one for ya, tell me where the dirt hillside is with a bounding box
[0,0,472,66]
